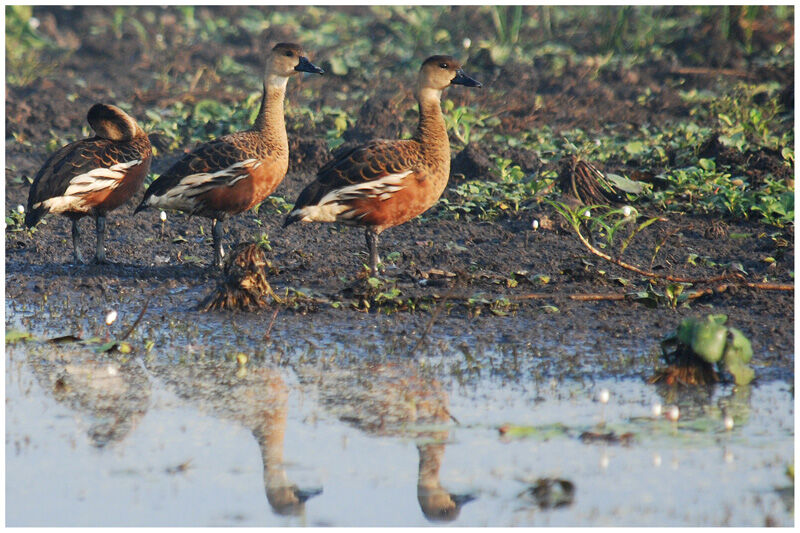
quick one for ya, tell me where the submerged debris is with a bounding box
[579,431,635,446]
[520,478,575,509]
[199,243,281,312]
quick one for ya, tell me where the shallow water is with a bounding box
[5,299,795,526]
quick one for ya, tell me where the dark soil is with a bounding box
[5,7,794,378]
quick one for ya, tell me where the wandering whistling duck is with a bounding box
[135,43,323,268]
[25,103,152,264]
[283,55,481,276]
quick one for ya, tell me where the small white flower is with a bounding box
[723,415,734,431]
[16,204,25,214]
[651,403,662,417]
[666,405,680,422]
[584,209,592,218]
[105,310,118,326]
[531,219,539,230]
[462,38,472,49]
[29,17,40,30]
[622,205,633,217]
[598,388,610,404]
[160,210,167,222]
[156,34,164,42]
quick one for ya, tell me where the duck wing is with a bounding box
[26,137,147,226]
[137,135,263,214]
[285,139,420,225]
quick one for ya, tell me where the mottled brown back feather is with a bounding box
[137,130,278,215]
[26,134,151,227]
[289,140,420,215]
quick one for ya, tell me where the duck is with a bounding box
[135,43,323,268]
[152,362,322,516]
[283,55,481,277]
[307,361,474,522]
[25,103,152,264]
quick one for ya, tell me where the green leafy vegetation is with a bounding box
[438,156,552,220]
[5,6,66,87]
[659,314,755,385]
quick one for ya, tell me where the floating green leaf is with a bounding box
[6,329,32,344]
[499,423,569,440]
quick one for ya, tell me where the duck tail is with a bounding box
[282,211,301,228]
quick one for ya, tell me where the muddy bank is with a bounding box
[5,179,794,378]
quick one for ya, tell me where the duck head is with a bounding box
[268,42,324,78]
[418,55,482,92]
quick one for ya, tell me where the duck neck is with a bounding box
[253,74,288,145]
[413,88,448,151]
[417,442,445,489]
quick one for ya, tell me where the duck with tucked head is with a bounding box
[136,43,323,268]
[284,55,481,277]
[25,103,152,264]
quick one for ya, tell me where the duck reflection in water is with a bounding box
[30,347,150,447]
[151,362,321,517]
[306,361,476,522]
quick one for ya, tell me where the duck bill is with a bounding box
[295,56,324,75]
[451,69,482,87]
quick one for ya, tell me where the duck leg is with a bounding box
[93,215,107,264]
[71,219,84,264]
[212,218,225,269]
[365,227,380,277]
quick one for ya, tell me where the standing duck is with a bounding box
[25,104,152,264]
[135,43,323,268]
[283,55,481,276]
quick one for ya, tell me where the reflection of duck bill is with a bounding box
[450,492,477,506]
[295,486,323,503]
[266,485,323,516]
[418,488,477,522]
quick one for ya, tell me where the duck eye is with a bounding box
[439,62,448,69]
[284,50,293,57]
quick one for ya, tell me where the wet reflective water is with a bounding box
[5,299,794,526]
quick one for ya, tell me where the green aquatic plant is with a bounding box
[442,100,500,147]
[438,156,551,220]
[548,200,660,257]
[657,314,754,386]
[5,5,66,87]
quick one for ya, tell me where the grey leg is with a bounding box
[212,218,225,269]
[93,215,107,264]
[365,228,379,277]
[71,219,84,264]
